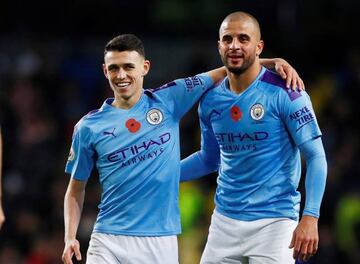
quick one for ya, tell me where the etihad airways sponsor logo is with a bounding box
[107,132,171,162]
[215,131,269,143]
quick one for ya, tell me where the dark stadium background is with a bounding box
[0,0,359,263]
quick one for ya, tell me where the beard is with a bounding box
[227,66,246,74]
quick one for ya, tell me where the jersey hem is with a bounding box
[92,229,181,237]
[215,207,299,221]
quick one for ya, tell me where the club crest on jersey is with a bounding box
[146,108,163,125]
[68,147,75,161]
[250,103,265,120]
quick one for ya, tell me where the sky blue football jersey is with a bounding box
[199,67,322,221]
[65,73,213,236]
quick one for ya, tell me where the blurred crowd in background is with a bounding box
[0,0,359,263]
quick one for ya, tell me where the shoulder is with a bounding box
[258,70,287,94]
[146,81,177,94]
[82,108,103,123]
[259,69,303,101]
[147,73,212,95]
[74,108,103,133]
[259,69,287,88]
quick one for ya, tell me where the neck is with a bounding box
[227,61,262,94]
[112,90,143,109]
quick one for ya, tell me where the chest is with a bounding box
[207,91,284,146]
[93,104,177,162]
[214,91,278,125]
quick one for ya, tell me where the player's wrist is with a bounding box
[301,214,319,223]
[64,235,77,243]
[302,208,320,218]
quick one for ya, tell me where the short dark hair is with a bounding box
[104,34,145,58]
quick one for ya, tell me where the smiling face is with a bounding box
[103,50,150,108]
[218,13,264,75]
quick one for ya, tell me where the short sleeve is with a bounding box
[65,123,95,181]
[149,73,214,120]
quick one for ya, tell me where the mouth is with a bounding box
[227,53,244,63]
[115,82,131,90]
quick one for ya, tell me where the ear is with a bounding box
[142,60,151,77]
[103,63,109,79]
[218,40,221,55]
[255,40,264,57]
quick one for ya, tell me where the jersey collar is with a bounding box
[101,91,146,113]
[222,66,266,96]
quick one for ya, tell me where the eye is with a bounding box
[239,35,250,43]
[124,64,135,70]
[222,35,233,44]
[107,65,118,72]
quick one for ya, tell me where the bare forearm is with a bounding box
[259,58,279,69]
[206,67,226,84]
[260,58,304,90]
[64,189,85,241]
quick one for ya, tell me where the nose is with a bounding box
[229,38,240,49]
[117,68,127,79]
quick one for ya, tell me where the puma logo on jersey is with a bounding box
[103,128,117,138]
